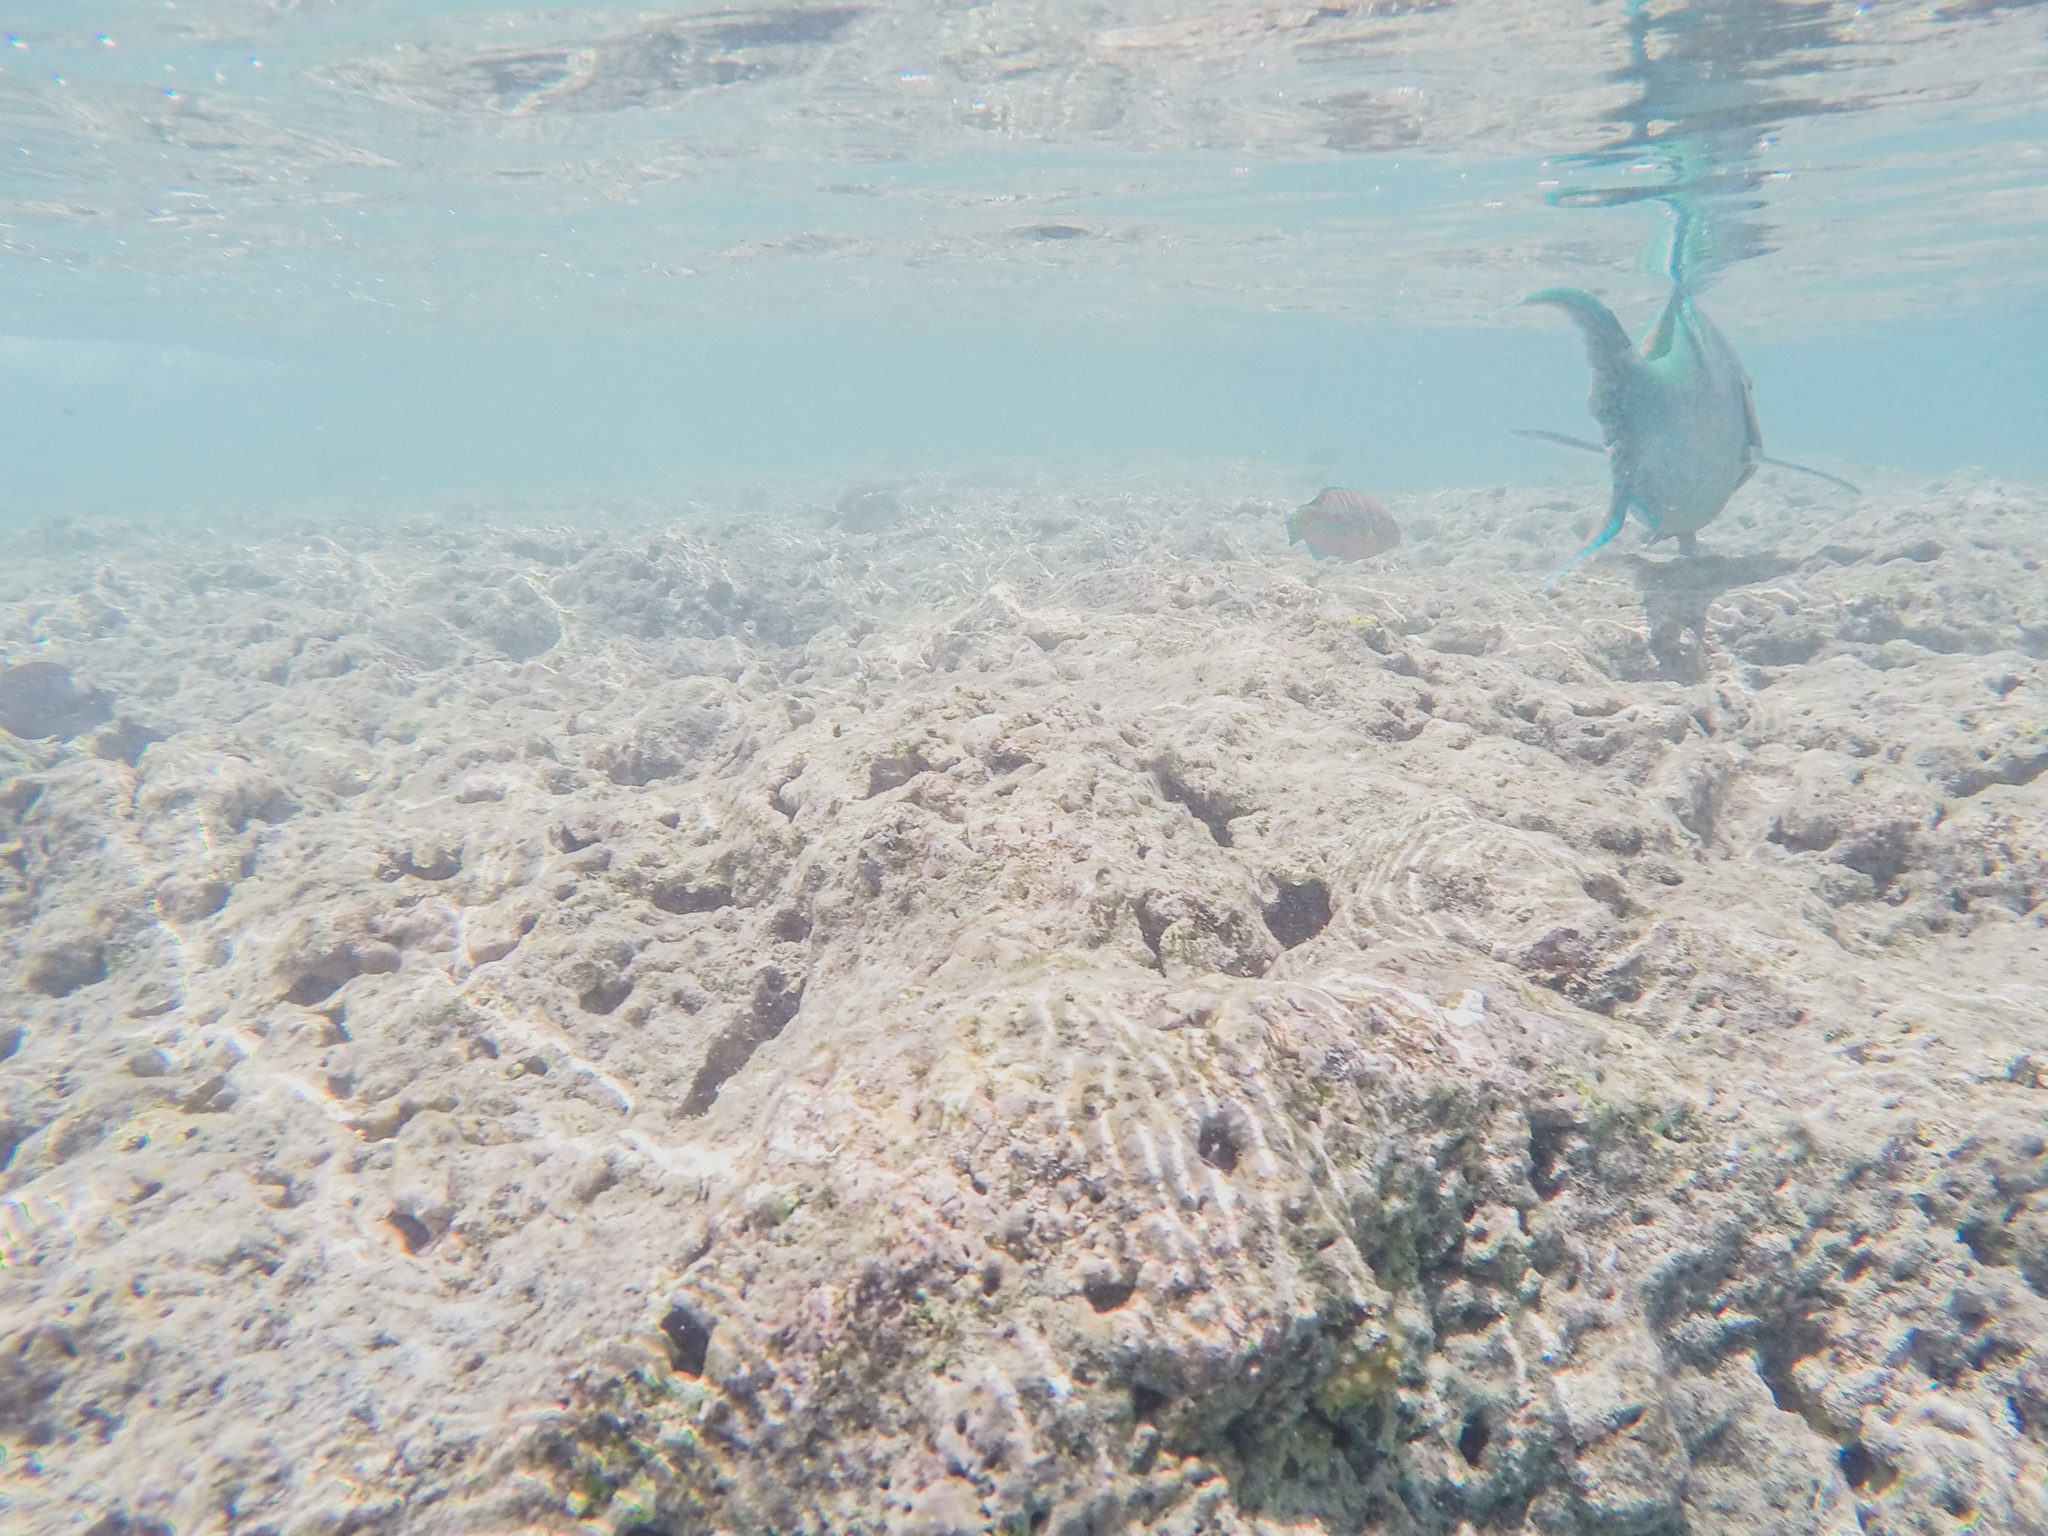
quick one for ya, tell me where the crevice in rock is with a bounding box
[1082,1274,1137,1313]
[1262,878,1332,948]
[25,940,107,998]
[1958,1217,2016,1268]
[552,823,599,853]
[578,974,634,1015]
[650,880,733,915]
[1839,1439,1898,1494]
[681,968,803,1116]
[1457,1410,1489,1467]
[865,746,930,798]
[660,1304,712,1376]
[1153,762,1245,846]
[1754,1310,1833,1434]
[395,848,463,881]
[1527,1112,1579,1200]
[1196,1108,1244,1173]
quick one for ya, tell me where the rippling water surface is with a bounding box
[4,0,2045,507]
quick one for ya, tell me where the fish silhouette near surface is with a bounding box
[1514,284,1857,588]
[1286,487,1402,562]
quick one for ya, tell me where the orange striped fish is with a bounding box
[1286,487,1401,561]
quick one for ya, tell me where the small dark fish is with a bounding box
[1286,488,1401,562]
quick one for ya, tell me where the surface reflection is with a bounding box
[1551,0,1861,282]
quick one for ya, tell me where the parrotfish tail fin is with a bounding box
[1759,455,1861,496]
[1513,288,1638,382]
[1512,428,1609,456]
[1543,487,1633,592]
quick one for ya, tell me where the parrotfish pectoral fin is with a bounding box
[1543,488,1633,593]
[1512,429,1609,456]
[1759,455,1861,496]
[1513,288,1638,380]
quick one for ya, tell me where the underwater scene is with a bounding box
[4,1,2048,1533]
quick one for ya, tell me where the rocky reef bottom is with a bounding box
[2,469,2045,1536]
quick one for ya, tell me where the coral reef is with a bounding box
[2,475,2045,1534]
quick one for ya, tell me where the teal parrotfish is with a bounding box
[1513,284,1857,587]
[1287,487,1402,561]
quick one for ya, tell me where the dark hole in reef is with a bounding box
[1957,1218,2017,1267]
[1134,894,1172,969]
[386,1211,433,1255]
[1528,1119,1574,1199]
[82,1514,177,1536]
[651,882,732,915]
[1328,1402,1387,1479]
[1457,1410,1490,1466]
[770,907,812,942]
[681,968,804,1116]
[1082,1275,1136,1312]
[1839,1440,1898,1493]
[1028,1510,1049,1533]
[393,846,462,881]
[660,1304,712,1376]
[1196,1110,1242,1173]
[1153,763,1244,846]
[94,716,165,767]
[1262,878,1333,949]
[865,746,929,797]
[25,941,107,998]
[617,1525,677,1536]
[552,823,598,853]
[285,971,347,1008]
[578,974,634,1015]
[980,1260,1003,1296]
[1132,1383,1169,1421]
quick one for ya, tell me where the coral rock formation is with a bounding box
[2,479,2045,1534]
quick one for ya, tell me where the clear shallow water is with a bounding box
[3,0,2046,512]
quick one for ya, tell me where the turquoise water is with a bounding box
[4,0,2045,515]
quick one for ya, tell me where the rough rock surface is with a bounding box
[1,474,2045,1536]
